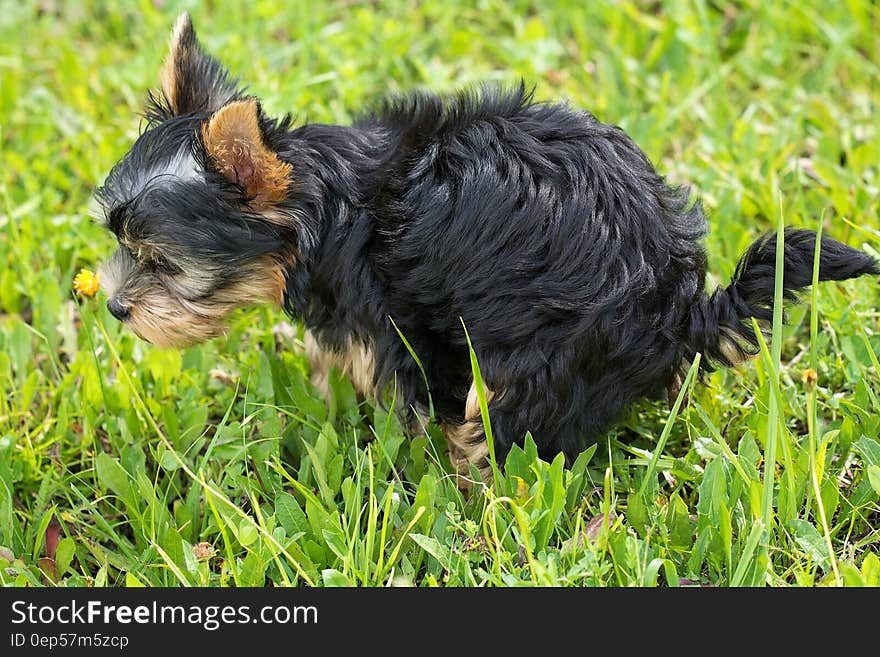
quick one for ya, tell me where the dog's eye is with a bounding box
[125,243,176,274]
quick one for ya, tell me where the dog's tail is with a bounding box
[684,228,878,372]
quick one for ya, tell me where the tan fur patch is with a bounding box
[304,330,333,399]
[125,256,286,349]
[202,99,293,210]
[719,331,748,366]
[445,381,496,490]
[159,13,191,114]
[260,208,299,228]
[304,330,376,400]
[231,258,287,306]
[464,381,495,420]
[128,292,224,348]
[446,420,491,490]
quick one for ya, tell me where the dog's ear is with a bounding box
[156,13,241,117]
[201,99,292,210]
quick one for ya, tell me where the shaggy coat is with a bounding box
[97,14,878,483]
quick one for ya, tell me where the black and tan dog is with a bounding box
[97,14,877,486]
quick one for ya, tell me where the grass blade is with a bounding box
[638,353,700,496]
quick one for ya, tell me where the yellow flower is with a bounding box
[801,367,818,392]
[73,268,100,297]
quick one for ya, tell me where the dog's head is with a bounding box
[96,13,293,348]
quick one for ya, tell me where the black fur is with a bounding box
[97,15,879,472]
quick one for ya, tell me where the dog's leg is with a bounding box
[304,329,377,402]
[445,381,496,490]
[304,329,334,401]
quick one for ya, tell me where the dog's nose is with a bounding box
[107,297,130,321]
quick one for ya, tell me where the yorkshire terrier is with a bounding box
[97,14,878,486]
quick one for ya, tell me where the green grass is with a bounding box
[1,0,879,587]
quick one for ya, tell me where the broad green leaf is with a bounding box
[54,537,75,577]
[238,520,258,547]
[322,568,350,587]
[275,492,310,538]
[409,533,453,565]
[791,519,830,570]
[125,572,145,587]
[95,453,132,504]
[866,465,880,495]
